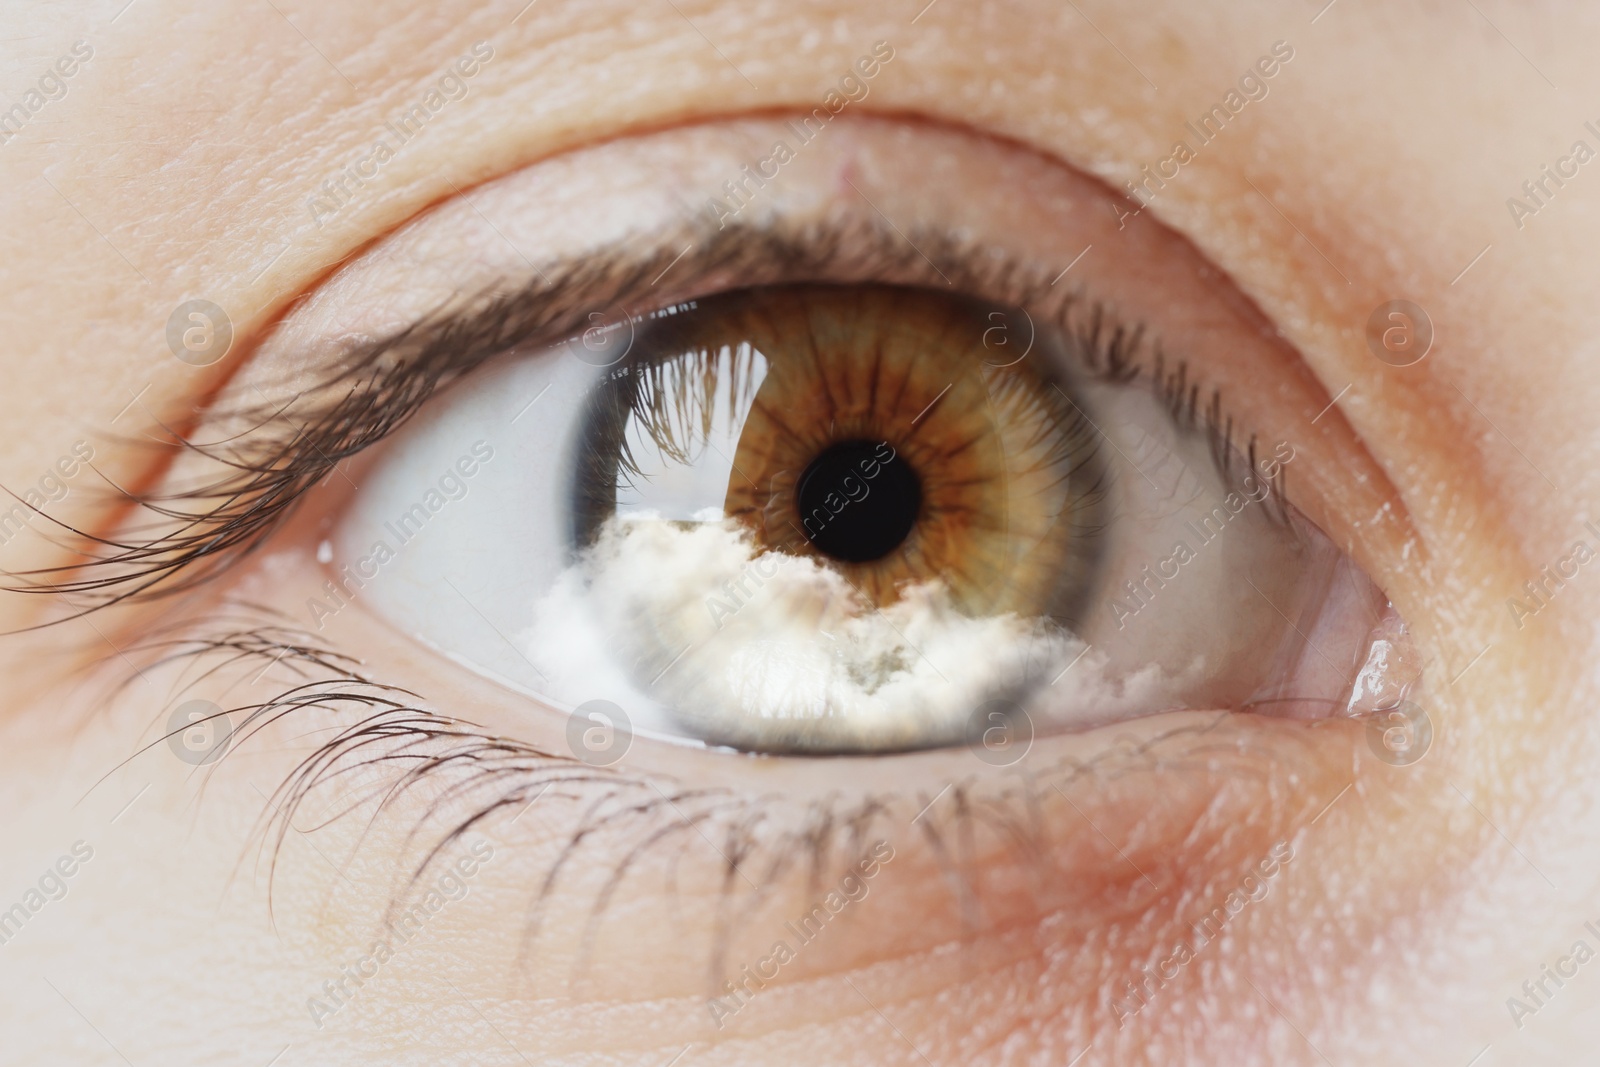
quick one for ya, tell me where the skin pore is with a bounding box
[1,1,1598,1064]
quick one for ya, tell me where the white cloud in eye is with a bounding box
[520,515,1194,750]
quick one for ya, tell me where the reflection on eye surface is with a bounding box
[559,283,1104,752]
[574,286,1104,622]
[338,274,1411,754]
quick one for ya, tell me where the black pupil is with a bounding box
[795,440,921,563]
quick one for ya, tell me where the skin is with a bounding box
[0,1,1597,1064]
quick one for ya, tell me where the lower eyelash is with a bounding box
[128,604,896,967]
[121,601,1271,991]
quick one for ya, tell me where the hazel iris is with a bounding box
[570,284,1104,618]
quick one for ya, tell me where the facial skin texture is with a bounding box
[0,1,1598,1065]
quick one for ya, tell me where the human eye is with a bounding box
[19,111,1424,1065]
[290,122,1411,762]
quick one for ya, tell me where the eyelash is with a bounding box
[4,216,1284,624]
[136,600,904,969]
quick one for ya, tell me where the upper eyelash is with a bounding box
[0,214,1283,622]
[0,244,684,620]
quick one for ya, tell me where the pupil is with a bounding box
[794,439,921,563]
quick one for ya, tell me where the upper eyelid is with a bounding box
[7,217,1140,618]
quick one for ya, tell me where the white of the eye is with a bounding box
[331,342,598,696]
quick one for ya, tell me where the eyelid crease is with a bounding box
[2,214,1285,624]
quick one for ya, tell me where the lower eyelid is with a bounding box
[103,556,1352,1033]
[152,604,1337,927]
